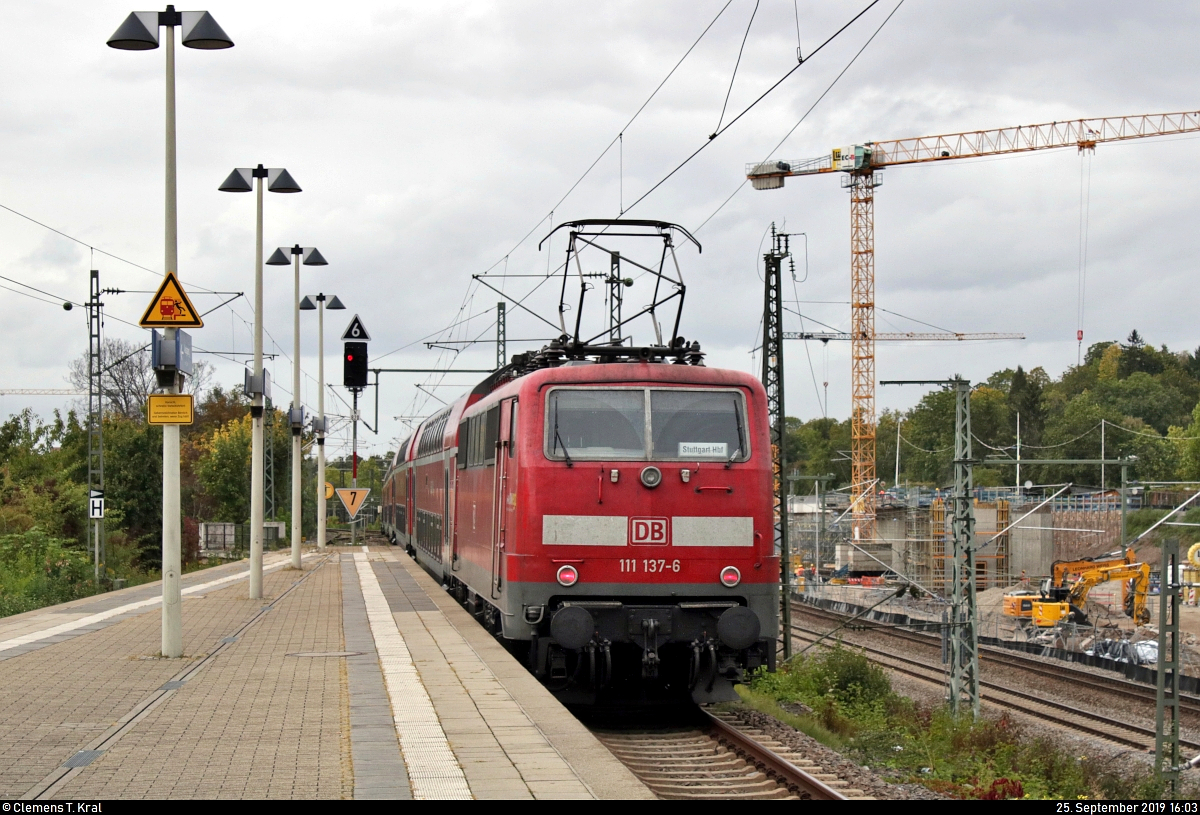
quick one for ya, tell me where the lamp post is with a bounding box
[301,293,345,550]
[219,169,301,596]
[108,5,232,659]
[268,246,327,568]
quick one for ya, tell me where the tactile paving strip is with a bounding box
[353,554,471,800]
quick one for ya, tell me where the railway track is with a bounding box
[790,621,1200,753]
[793,598,1200,717]
[592,709,869,800]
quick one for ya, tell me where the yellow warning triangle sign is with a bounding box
[336,488,371,519]
[139,272,203,328]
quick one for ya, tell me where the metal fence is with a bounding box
[198,522,286,557]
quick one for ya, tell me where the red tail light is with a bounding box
[719,566,741,588]
[557,564,579,587]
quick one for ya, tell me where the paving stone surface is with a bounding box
[53,557,349,799]
[0,554,329,798]
[0,545,652,800]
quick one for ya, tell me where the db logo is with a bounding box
[630,517,669,546]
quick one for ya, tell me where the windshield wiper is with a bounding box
[552,410,573,468]
[729,398,746,468]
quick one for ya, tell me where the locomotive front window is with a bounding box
[547,389,646,459]
[650,390,745,460]
[545,387,748,462]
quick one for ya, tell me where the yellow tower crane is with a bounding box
[748,110,1200,542]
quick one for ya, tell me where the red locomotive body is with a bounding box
[381,353,778,704]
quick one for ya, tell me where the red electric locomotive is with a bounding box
[381,340,778,704]
[380,219,777,705]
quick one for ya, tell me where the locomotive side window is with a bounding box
[459,405,502,469]
[547,389,645,459]
[650,390,746,460]
[508,402,518,457]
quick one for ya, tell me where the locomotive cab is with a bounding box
[512,365,777,704]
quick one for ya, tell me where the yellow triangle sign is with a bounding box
[139,272,203,328]
[336,488,371,519]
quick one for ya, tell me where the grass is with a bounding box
[746,642,1178,800]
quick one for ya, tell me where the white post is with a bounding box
[161,27,182,658]
[317,296,326,550]
[1101,420,1106,491]
[291,251,302,569]
[249,175,264,600]
[1016,412,1021,492]
[894,419,901,488]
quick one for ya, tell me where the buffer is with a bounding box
[139,272,203,328]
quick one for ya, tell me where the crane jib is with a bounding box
[746,110,1200,178]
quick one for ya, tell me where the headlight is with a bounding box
[640,466,662,488]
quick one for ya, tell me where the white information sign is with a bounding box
[678,442,728,458]
[89,496,105,519]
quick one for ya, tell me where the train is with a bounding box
[379,336,778,706]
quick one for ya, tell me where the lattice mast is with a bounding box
[949,377,979,717]
[762,225,793,658]
[747,110,1200,541]
[86,270,105,583]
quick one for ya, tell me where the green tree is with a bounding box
[194,414,252,523]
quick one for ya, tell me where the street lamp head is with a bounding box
[327,295,346,310]
[267,168,302,193]
[218,167,253,193]
[107,12,160,50]
[108,9,233,51]
[299,296,317,311]
[302,247,328,266]
[180,11,234,49]
[266,247,291,266]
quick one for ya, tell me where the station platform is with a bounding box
[0,546,651,800]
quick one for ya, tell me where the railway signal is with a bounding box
[344,342,368,388]
[342,315,371,546]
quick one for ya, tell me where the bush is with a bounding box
[0,529,97,617]
[752,644,893,736]
[748,640,1175,799]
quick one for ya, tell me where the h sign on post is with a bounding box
[89,492,105,520]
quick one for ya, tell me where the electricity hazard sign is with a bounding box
[336,488,370,519]
[139,272,203,328]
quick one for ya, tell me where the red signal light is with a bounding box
[719,566,741,587]
[556,564,579,587]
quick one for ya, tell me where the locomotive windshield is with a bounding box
[546,387,747,461]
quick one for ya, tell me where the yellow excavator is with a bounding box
[1003,548,1151,628]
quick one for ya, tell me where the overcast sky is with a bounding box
[0,1,1197,460]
